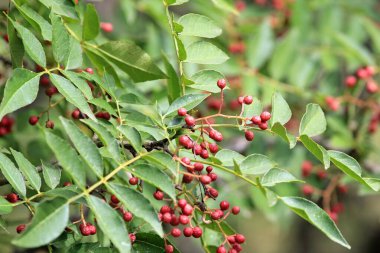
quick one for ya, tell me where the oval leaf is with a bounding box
[10,149,41,191]
[178,13,222,38]
[0,69,40,120]
[42,161,61,189]
[270,92,291,127]
[87,195,131,253]
[60,117,104,178]
[107,183,163,236]
[12,197,69,248]
[83,4,100,41]
[185,41,229,64]
[189,69,228,93]
[300,135,330,169]
[0,153,26,197]
[281,197,350,249]
[165,93,209,117]
[261,168,302,187]
[239,154,276,175]
[299,104,326,137]
[118,125,143,154]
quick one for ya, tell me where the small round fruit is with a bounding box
[178,108,187,116]
[129,177,138,185]
[165,245,174,253]
[153,190,164,200]
[183,227,193,237]
[29,115,39,125]
[171,228,181,237]
[16,224,26,234]
[45,120,54,129]
[345,75,357,87]
[6,193,18,203]
[200,175,212,185]
[100,22,113,33]
[235,234,245,244]
[231,206,240,215]
[192,227,203,238]
[123,212,133,222]
[185,116,195,127]
[85,67,94,74]
[258,122,268,130]
[243,96,253,105]
[260,111,271,122]
[220,200,230,211]
[217,79,227,89]
[251,115,261,125]
[110,195,120,204]
[244,131,254,141]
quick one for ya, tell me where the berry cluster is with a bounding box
[344,66,378,93]
[0,115,14,137]
[300,160,348,223]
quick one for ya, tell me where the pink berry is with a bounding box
[258,122,268,130]
[260,111,271,122]
[178,108,187,116]
[217,79,227,89]
[345,75,357,87]
[235,234,245,244]
[243,96,253,105]
[178,199,187,208]
[302,184,314,196]
[16,224,26,234]
[192,227,203,238]
[200,175,212,185]
[85,67,94,74]
[231,206,240,215]
[209,143,219,153]
[251,115,261,125]
[171,228,181,237]
[165,245,174,253]
[123,211,133,222]
[153,190,164,200]
[183,227,193,237]
[182,204,193,216]
[100,22,113,33]
[185,115,195,126]
[194,162,204,172]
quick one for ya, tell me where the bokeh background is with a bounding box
[1,0,380,252]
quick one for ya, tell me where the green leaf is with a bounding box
[97,41,166,82]
[239,154,276,175]
[131,164,176,200]
[60,117,103,178]
[87,195,131,253]
[328,151,377,191]
[89,98,116,115]
[7,17,24,68]
[118,125,143,154]
[333,32,374,65]
[81,119,122,163]
[189,70,228,93]
[38,0,78,19]
[107,183,163,236]
[280,197,350,249]
[83,4,100,41]
[0,197,13,215]
[165,93,209,117]
[0,68,40,120]
[0,217,8,233]
[211,0,239,14]
[242,98,262,118]
[12,21,46,67]
[143,150,177,177]
[270,92,291,126]
[61,70,94,100]
[261,168,302,187]
[42,161,61,189]
[271,123,297,149]
[51,14,70,64]
[162,53,181,103]
[167,0,189,6]
[175,35,187,61]
[10,149,41,191]
[178,14,222,38]
[12,197,69,248]
[50,73,96,121]
[299,104,326,137]
[44,131,86,188]
[64,37,83,69]
[133,233,180,253]
[0,153,26,197]
[215,149,245,167]
[247,19,274,69]
[15,3,52,41]
[185,41,229,64]
[299,135,330,169]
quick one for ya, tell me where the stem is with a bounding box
[163,0,185,96]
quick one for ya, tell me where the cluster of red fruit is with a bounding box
[344,66,378,93]
[0,115,14,137]
[79,222,97,236]
[300,161,348,223]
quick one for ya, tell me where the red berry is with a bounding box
[192,227,203,238]
[45,120,54,129]
[220,200,230,211]
[208,188,219,198]
[200,149,209,159]
[337,184,348,194]
[193,144,202,155]
[316,170,327,180]
[6,193,18,203]
[129,233,136,243]
[217,79,227,89]
[80,224,91,236]
[243,96,253,105]
[302,184,314,196]
[110,195,120,204]
[209,143,219,153]
[209,172,218,181]
[211,210,223,220]
[356,68,369,79]
[88,224,97,235]
[170,215,180,226]
[345,75,357,87]
[206,166,213,173]
[244,131,254,141]
[365,66,375,76]
[235,234,245,244]
[178,199,187,208]
[182,204,193,216]
[229,249,238,253]
[233,243,243,252]
[123,211,133,222]
[160,205,172,214]
[301,160,313,177]
[258,122,268,130]
[237,96,244,104]
[45,86,58,97]
[251,115,261,125]
[231,206,240,215]
[63,182,72,187]
[331,202,345,214]
[227,235,236,244]
[171,228,181,237]
[217,246,227,253]
[366,80,378,93]
[200,175,212,185]
[325,96,340,111]
[181,157,191,165]
[165,245,174,253]
[213,131,223,142]
[194,162,204,172]
[185,116,195,127]
[178,108,187,116]
[3,34,9,43]
[327,211,339,223]
[179,135,190,147]
[16,224,26,234]
[85,68,94,74]
[100,22,113,33]
[182,174,193,184]
[183,227,193,237]
[153,190,164,200]
[72,109,81,119]
[28,115,39,125]
[260,111,271,122]
[129,177,138,185]
[179,215,189,225]
[162,213,172,223]
[40,75,50,86]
